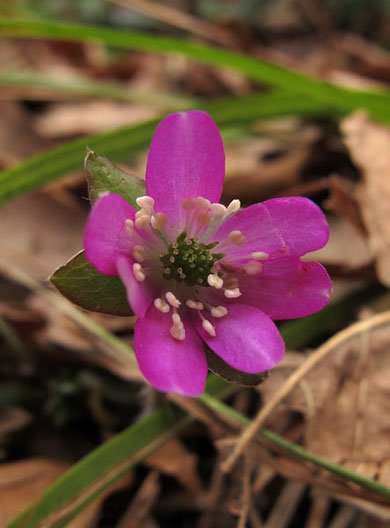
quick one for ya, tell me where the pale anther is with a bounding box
[154,298,170,313]
[224,287,241,298]
[202,319,216,337]
[133,263,145,282]
[227,199,241,214]
[210,203,227,216]
[251,251,269,260]
[243,261,262,275]
[151,212,167,230]
[211,306,228,318]
[166,291,181,308]
[172,313,183,326]
[133,245,145,262]
[124,219,134,236]
[195,197,210,209]
[228,230,245,245]
[170,325,185,341]
[136,196,154,212]
[207,273,224,289]
[135,215,151,229]
[186,300,204,310]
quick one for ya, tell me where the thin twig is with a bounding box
[237,453,251,528]
[221,310,390,473]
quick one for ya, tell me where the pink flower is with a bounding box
[84,111,331,396]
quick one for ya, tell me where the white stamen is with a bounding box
[226,199,241,214]
[170,312,185,340]
[166,291,181,308]
[195,197,210,209]
[251,251,269,260]
[124,219,134,236]
[207,273,224,289]
[202,319,216,337]
[210,203,227,216]
[211,306,228,318]
[228,230,245,245]
[136,196,154,212]
[186,300,204,310]
[151,212,167,231]
[132,263,145,282]
[170,325,185,341]
[224,287,241,298]
[172,312,183,326]
[243,261,263,275]
[132,245,145,262]
[135,214,151,229]
[154,298,170,313]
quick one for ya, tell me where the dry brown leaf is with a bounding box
[34,101,157,137]
[306,215,373,271]
[0,458,132,528]
[341,111,390,286]
[146,438,202,496]
[0,192,86,280]
[0,102,50,168]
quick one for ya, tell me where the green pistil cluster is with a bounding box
[160,232,224,286]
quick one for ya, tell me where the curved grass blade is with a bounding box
[0,92,338,205]
[1,18,390,122]
[5,375,230,528]
[0,69,195,108]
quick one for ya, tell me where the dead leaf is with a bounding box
[146,438,202,496]
[0,458,132,528]
[0,193,86,280]
[341,111,390,286]
[34,101,157,137]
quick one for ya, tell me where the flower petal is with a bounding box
[236,258,331,319]
[116,256,154,318]
[210,197,329,258]
[193,304,284,373]
[84,193,136,275]
[145,111,224,224]
[134,305,207,396]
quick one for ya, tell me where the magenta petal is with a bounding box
[211,197,329,258]
[134,306,207,396]
[84,193,136,275]
[145,111,224,223]
[116,256,154,318]
[237,258,331,319]
[193,304,284,373]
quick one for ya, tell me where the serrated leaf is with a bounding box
[50,251,132,317]
[85,150,146,208]
[205,346,269,387]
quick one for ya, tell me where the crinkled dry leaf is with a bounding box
[262,325,390,481]
[341,111,390,286]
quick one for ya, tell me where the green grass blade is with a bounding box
[5,283,381,527]
[0,91,337,205]
[6,375,228,528]
[1,18,390,122]
[0,69,195,108]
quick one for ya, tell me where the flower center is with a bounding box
[160,232,224,286]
